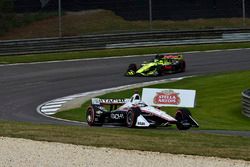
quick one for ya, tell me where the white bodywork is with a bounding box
[118,94,177,127]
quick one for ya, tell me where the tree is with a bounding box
[0,0,14,13]
[0,0,14,35]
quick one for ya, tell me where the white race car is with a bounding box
[86,94,199,130]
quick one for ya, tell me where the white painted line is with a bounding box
[50,99,67,102]
[42,112,59,116]
[37,76,193,124]
[52,97,74,101]
[41,108,59,113]
[41,104,62,109]
[0,53,154,67]
[45,101,67,105]
[68,94,87,98]
[2,48,250,67]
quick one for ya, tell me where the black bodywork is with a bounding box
[86,104,127,126]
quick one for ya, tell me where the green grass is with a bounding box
[1,9,250,160]
[54,70,250,131]
[0,12,57,36]
[0,120,250,160]
[1,46,250,160]
[1,9,250,39]
[1,42,250,64]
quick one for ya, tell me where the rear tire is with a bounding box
[156,65,164,76]
[180,61,186,72]
[86,107,103,126]
[126,107,140,128]
[155,54,164,60]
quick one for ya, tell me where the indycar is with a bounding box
[86,93,199,130]
[125,54,186,77]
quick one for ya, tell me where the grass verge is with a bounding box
[1,42,250,64]
[54,70,250,131]
[1,10,250,39]
[0,120,250,160]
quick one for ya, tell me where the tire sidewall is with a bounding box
[175,108,191,130]
[86,106,95,126]
[126,108,140,128]
[126,110,136,128]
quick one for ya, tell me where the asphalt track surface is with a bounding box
[1,49,250,136]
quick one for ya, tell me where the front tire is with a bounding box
[126,64,137,76]
[175,108,192,130]
[126,108,140,128]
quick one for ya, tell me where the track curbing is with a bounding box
[37,76,193,123]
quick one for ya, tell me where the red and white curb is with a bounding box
[37,76,193,120]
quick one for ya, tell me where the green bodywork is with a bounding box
[136,62,160,76]
[126,54,184,76]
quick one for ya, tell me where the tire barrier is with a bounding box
[242,89,250,118]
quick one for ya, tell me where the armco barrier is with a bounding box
[242,89,250,117]
[1,28,250,56]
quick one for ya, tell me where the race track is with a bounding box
[1,49,250,126]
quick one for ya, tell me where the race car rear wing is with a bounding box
[163,54,183,59]
[91,98,130,105]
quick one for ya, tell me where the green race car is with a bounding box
[125,54,186,77]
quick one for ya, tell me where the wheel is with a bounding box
[171,65,177,73]
[180,61,186,72]
[86,106,103,126]
[126,64,137,76]
[156,65,164,76]
[175,108,191,130]
[128,64,137,72]
[155,54,164,60]
[126,107,141,128]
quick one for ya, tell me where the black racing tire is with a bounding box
[175,108,191,130]
[125,64,137,76]
[179,108,191,117]
[171,65,177,73]
[126,107,141,128]
[180,61,186,72]
[156,65,164,76]
[128,64,137,72]
[86,106,103,126]
[155,54,164,60]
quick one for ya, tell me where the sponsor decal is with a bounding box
[142,88,196,107]
[153,90,181,105]
[111,113,124,119]
[99,99,126,104]
[137,122,145,125]
[163,55,180,59]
